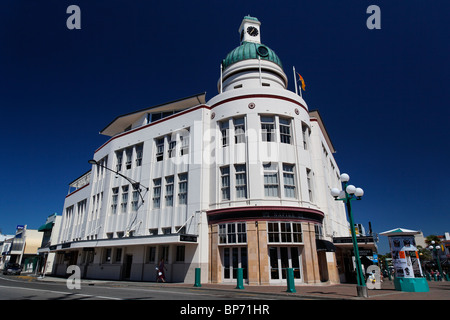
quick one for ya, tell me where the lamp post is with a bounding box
[428,241,444,281]
[88,159,149,203]
[331,173,368,298]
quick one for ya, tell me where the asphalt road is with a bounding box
[0,274,287,301]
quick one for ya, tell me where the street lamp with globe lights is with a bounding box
[331,173,368,298]
[428,241,446,281]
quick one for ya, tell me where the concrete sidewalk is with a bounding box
[190,281,450,300]
[32,274,450,300]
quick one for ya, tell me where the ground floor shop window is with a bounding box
[269,246,301,281]
[222,247,248,282]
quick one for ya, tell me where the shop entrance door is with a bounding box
[269,246,302,282]
[222,247,248,282]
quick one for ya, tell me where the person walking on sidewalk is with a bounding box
[156,258,167,283]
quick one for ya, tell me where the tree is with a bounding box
[425,235,441,246]
[417,245,432,261]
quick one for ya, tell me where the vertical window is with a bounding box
[302,123,310,150]
[131,184,139,212]
[165,176,174,207]
[90,194,96,220]
[283,164,296,198]
[156,138,164,161]
[220,120,229,147]
[322,144,328,158]
[116,151,123,172]
[263,163,279,197]
[121,185,129,213]
[268,222,279,242]
[159,246,169,262]
[104,248,112,263]
[111,187,118,214]
[168,135,176,158]
[234,117,245,144]
[227,223,236,243]
[180,128,189,156]
[293,223,303,242]
[219,224,227,244]
[307,168,314,202]
[235,164,247,199]
[280,223,292,242]
[314,224,323,239]
[176,246,185,262]
[178,173,188,205]
[152,178,161,209]
[279,118,292,144]
[237,223,247,243]
[115,248,122,262]
[261,116,275,142]
[125,148,132,170]
[220,166,230,201]
[135,144,143,166]
[148,246,156,262]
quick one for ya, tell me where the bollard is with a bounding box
[194,268,201,287]
[235,268,244,289]
[286,268,296,293]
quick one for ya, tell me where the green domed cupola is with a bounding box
[218,16,288,92]
[222,41,283,69]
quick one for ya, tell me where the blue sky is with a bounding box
[1,1,449,254]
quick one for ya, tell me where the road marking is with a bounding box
[101,285,274,300]
[0,284,122,300]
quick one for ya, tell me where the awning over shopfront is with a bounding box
[50,233,198,252]
[38,222,53,232]
[316,239,336,252]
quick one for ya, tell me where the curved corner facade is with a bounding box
[52,16,350,286]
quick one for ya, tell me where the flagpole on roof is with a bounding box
[220,64,223,93]
[293,66,298,96]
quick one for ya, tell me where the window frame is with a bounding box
[218,222,247,245]
[220,166,230,201]
[165,175,174,207]
[282,163,296,198]
[279,117,292,144]
[120,185,129,214]
[220,120,230,147]
[111,187,119,214]
[234,117,246,144]
[178,173,188,205]
[156,138,164,162]
[152,178,161,209]
[261,116,276,142]
[263,162,279,197]
[268,222,303,244]
[235,164,247,199]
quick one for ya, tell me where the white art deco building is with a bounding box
[52,16,350,285]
